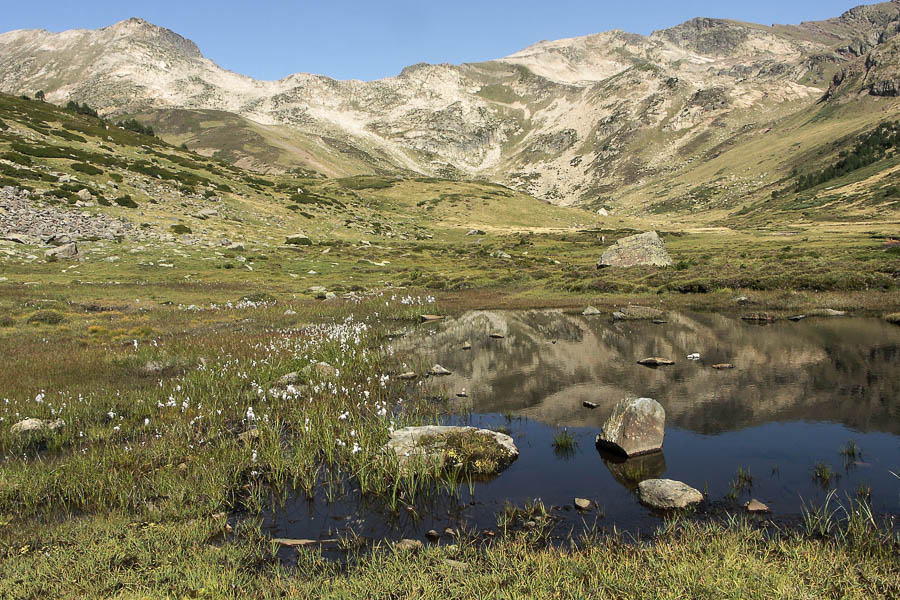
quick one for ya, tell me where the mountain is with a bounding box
[3,4,900,219]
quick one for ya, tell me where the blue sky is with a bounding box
[3,1,872,81]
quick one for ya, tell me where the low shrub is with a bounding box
[26,310,64,325]
[114,195,138,208]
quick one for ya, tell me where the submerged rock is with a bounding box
[742,313,776,322]
[712,363,735,370]
[638,479,703,509]
[596,398,665,457]
[807,308,847,317]
[574,498,592,510]
[597,231,673,268]
[745,499,770,513]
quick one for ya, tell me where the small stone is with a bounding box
[398,371,417,380]
[395,538,423,552]
[582,401,598,409]
[443,527,456,537]
[444,559,469,570]
[462,341,472,350]
[612,306,665,321]
[310,362,337,378]
[638,479,703,510]
[420,314,444,322]
[430,364,452,376]
[574,498,592,510]
[745,499,770,513]
[637,357,674,366]
[712,363,735,370]
[788,315,806,322]
[489,333,505,339]
[582,306,601,316]
[277,372,302,386]
[425,529,440,541]
[456,390,468,398]
[238,428,260,443]
[45,242,79,260]
[285,232,312,246]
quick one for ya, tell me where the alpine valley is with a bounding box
[3,1,900,222]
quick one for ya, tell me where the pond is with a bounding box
[263,310,900,553]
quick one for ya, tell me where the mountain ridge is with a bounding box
[2,2,900,216]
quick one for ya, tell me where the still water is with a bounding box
[264,310,900,549]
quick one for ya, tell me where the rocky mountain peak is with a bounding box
[651,17,753,56]
[104,17,203,59]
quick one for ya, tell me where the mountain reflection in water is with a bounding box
[394,310,900,435]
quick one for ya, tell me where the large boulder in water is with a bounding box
[595,398,665,457]
[597,231,673,268]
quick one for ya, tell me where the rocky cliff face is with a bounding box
[2,3,900,206]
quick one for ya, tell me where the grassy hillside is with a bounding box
[622,95,900,225]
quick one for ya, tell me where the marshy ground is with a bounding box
[1,231,899,599]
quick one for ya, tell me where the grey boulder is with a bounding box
[10,418,65,435]
[598,231,673,268]
[596,398,665,457]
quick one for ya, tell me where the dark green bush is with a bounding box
[114,195,138,208]
[170,224,192,235]
[71,163,103,176]
[1,151,32,166]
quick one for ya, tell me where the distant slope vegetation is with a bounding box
[3,3,900,224]
[0,92,590,247]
